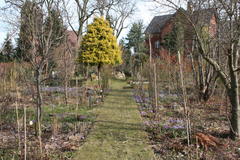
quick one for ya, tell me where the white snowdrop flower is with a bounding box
[29,120,34,126]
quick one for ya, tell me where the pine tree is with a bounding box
[14,37,25,61]
[126,21,146,53]
[16,0,43,61]
[79,17,122,71]
[44,8,66,71]
[0,34,14,62]
[124,21,147,77]
[45,9,66,46]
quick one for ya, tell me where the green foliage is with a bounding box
[120,20,147,76]
[131,52,148,69]
[16,0,43,61]
[45,8,66,71]
[121,47,132,76]
[126,20,146,52]
[45,9,66,47]
[79,17,122,66]
[13,37,25,61]
[162,20,185,54]
[0,34,14,62]
[163,25,178,53]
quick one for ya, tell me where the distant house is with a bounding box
[145,14,174,58]
[65,30,78,49]
[145,2,217,59]
[51,30,78,78]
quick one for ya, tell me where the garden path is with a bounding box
[74,80,154,160]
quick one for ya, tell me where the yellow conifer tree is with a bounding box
[79,17,122,73]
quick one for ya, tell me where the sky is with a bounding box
[0,0,172,45]
[0,0,7,44]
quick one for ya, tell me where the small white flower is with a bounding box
[29,120,34,126]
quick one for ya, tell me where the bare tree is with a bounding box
[96,0,136,38]
[62,0,135,42]
[52,31,76,105]
[152,0,240,139]
[4,1,66,152]
[188,1,219,102]
[62,0,98,45]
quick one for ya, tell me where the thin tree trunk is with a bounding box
[24,103,27,160]
[178,51,191,146]
[148,34,155,112]
[97,63,101,87]
[76,78,79,110]
[64,78,68,106]
[228,76,240,138]
[64,56,68,106]
[168,49,171,94]
[15,87,21,154]
[154,63,158,109]
[75,78,79,132]
[149,34,152,64]
[35,69,43,154]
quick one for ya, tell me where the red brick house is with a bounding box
[145,5,217,59]
[66,30,78,48]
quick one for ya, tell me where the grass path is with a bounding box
[73,80,154,160]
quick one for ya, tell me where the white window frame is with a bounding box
[155,40,160,49]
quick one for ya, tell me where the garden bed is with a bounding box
[0,83,102,159]
[133,88,240,160]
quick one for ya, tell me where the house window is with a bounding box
[155,40,160,49]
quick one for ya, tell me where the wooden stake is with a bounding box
[178,51,191,146]
[24,104,27,160]
[15,87,21,154]
[154,63,158,109]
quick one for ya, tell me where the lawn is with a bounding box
[73,80,154,160]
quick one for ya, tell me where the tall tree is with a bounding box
[0,34,14,62]
[96,0,136,38]
[79,17,122,79]
[14,37,25,61]
[44,8,66,73]
[62,0,98,45]
[125,21,147,77]
[16,0,43,61]
[5,0,65,146]
[126,21,145,52]
[153,0,240,139]
[162,14,219,102]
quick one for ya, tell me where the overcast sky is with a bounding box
[0,0,178,45]
[0,0,7,44]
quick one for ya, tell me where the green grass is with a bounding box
[73,80,154,160]
[0,103,95,160]
[43,104,94,118]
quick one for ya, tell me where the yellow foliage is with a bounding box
[79,17,122,65]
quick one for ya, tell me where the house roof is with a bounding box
[66,30,78,47]
[191,8,216,25]
[145,14,174,34]
[145,8,216,34]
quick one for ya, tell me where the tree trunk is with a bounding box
[228,75,240,138]
[64,78,68,106]
[153,63,158,109]
[35,68,43,154]
[97,63,102,87]
[178,51,191,146]
[35,69,42,123]
[24,104,27,160]
[64,55,68,106]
